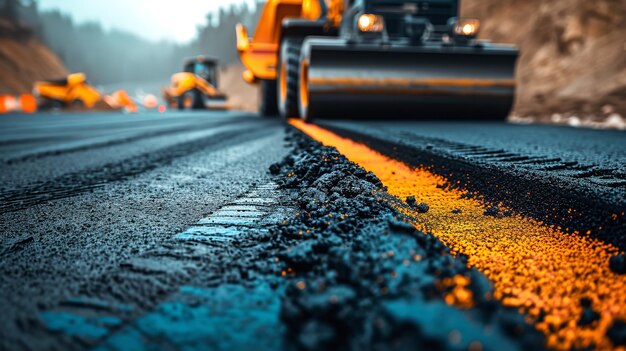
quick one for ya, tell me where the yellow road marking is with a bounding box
[290,119,626,350]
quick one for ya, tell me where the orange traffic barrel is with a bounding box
[0,94,37,114]
[20,94,37,113]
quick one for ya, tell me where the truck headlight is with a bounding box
[452,18,480,38]
[358,14,384,33]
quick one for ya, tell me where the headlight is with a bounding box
[452,18,480,38]
[358,14,384,33]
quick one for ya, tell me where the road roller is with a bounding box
[163,56,228,110]
[237,0,518,121]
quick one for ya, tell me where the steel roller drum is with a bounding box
[299,37,519,121]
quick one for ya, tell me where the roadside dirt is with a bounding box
[0,19,67,95]
[219,64,258,112]
[462,0,626,126]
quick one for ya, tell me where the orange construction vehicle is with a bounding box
[33,73,102,110]
[163,56,228,110]
[237,0,518,121]
[103,90,138,113]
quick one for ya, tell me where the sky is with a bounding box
[38,0,257,43]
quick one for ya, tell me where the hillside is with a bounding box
[0,19,67,95]
[462,0,626,124]
[219,64,258,112]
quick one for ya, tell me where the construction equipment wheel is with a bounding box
[278,37,302,120]
[38,98,64,111]
[178,89,205,110]
[259,79,278,117]
[298,56,314,122]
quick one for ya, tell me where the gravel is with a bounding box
[266,128,546,350]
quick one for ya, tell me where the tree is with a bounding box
[0,0,21,22]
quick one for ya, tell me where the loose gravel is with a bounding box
[266,129,545,350]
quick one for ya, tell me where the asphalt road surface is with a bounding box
[0,111,288,350]
[317,120,626,248]
[1,111,625,350]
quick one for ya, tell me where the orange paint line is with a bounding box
[289,118,626,350]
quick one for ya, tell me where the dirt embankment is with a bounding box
[0,19,67,95]
[219,64,258,112]
[462,0,626,123]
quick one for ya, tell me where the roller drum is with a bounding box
[299,38,519,121]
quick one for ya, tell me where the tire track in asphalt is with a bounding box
[1,116,253,165]
[27,183,292,351]
[0,121,274,214]
[318,122,626,250]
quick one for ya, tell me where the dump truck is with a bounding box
[163,56,228,110]
[34,73,102,110]
[236,0,518,121]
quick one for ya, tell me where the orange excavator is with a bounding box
[163,56,228,110]
[237,0,518,121]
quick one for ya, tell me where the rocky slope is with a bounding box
[219,64,258,112]
[462,0,626,125]
[0,19,67,95]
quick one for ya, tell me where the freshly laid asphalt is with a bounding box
[319,120,626,248]
[0,111,624,350]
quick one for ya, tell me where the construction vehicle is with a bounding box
[163,56,228,110]
[34,73,102,109]
[236,0,518,121]
[103,90,138,113]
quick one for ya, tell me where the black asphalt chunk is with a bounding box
[579,307,601,327]
[406,195,417,205]
[415,202,430,213]
[406,196,430,213]
[608,320,626,346]
[609,254,626,275]
[484,206,501,217]
[267,128,545,350]
[269,163,281,175]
